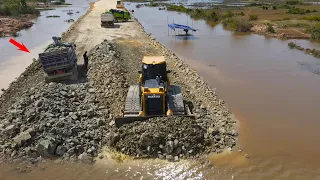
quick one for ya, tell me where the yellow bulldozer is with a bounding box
[116,0,124,9]
[115,56,194,127]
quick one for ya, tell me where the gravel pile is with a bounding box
[110,102,237,161]
[0,38,238,163]
[112,117,206,161]
[0,82,107,163]
[0,40,123,163]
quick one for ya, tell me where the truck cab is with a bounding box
[108,9,131,22]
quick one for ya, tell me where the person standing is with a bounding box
[83,51,89,72]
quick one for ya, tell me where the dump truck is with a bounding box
[107,9,131,22]
[101,13,115,27]
[38,37,78,82]
[115,56,194,127]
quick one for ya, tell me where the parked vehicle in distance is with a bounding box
[106,9,131,22]
[101,13,115,27]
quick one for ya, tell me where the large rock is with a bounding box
[55,145,67,156]
[37,139,58,157]
[78,152,93,163]
[4,124,17,136]
[13,129,34,146]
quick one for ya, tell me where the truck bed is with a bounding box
[101,13,115,22]
[38,45,76,73]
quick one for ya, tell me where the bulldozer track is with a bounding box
[124,85,141,117]
[168,85,186,115]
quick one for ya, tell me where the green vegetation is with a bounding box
[287,7,311,15]
[0,0,40,16]
[310,23,320,41]
[222,18,252,32]
[149,2,158,7]
[249,14,258,21]
[166,3,320,37]
[167,5,191,13]
[287,41,304,50]
[266,23,275,33]
[35,0,70,5]
[37,8,55,11]
[224,10,234,18]
[189,9,221,22]
[288,41,296,48]
[302,16,320,21]
[287,41,320,59]
[52,0,71,5]
[168,5,253,32]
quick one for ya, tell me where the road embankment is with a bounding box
[0,0,239,163]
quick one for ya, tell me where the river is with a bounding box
[126,3,320,179]
[1,0,320,179]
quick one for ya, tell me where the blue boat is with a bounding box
[168,23,197,35]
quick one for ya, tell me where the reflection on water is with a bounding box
[0,151,249,180]
[174,35,200,40]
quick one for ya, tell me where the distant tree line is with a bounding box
[0,0,40,16]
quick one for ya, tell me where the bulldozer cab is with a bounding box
[116,0,124,8]
[115,56,194,127]
[140,56,169,84]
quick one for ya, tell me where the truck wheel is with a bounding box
[115,18,119,23]
[124,18,128,22]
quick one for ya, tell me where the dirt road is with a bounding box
[63,0,141,63]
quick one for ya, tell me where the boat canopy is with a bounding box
[168,23,197,32]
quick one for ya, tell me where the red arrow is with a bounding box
[9,38,30,53]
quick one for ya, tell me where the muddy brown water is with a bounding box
[2,1,320,180]
[126,3,320,179]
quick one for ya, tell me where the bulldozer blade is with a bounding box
[115,116,149,128]
[115,114,195,128]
